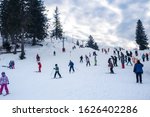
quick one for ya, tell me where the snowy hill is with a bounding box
[0,39,150,100]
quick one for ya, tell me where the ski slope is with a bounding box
[0,39,150,100]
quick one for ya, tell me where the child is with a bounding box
[38,62,42,72]
[0,72,9,95]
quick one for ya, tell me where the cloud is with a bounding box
[44,0,150,48]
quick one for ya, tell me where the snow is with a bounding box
[0,39,150,100]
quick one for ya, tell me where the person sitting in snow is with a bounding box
[68,60,75,73]
[0,72,9,95]
[53,64,62,78]
[9,60,15,69]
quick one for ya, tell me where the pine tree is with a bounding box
[26,0,48,45]
[0,0,10,47]
[51,6,63,40]
[135,19,149,50]
[86,35,99,50]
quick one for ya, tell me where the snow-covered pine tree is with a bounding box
[135,19,149,50]
[51,6,63,40]
[86,35,99,50]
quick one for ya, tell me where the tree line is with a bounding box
[0,0,149,59]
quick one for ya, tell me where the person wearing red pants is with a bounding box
[0,72,9,95]
[38,62,42,72]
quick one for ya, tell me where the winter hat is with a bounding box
[1,72,5,75]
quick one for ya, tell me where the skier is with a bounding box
[145,53,149,61]
[68,60,75,73]
[80,55,83,63]
[121,54,125,69]
[36,54,40,62]
[108,58,114,73]
[38,62,42,72]
[114,56,118,67]
[133,60,143,84]
[142,53,145,62]
[53,64,62,78]
[85,55,91,66]
[135,50,138,56]
[9,60,15,69]
[53,51,56,56]
[126,56,132,66]
[94,56,97,66]
[0,72,9,95]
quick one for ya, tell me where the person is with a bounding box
[53,51,56,56]
[9,60,15,69]
[0,72,9,95]
[68,60,75,73]
[53,64,62,78]
[133,60,143,84]
[126,56,132,66]
[146,53,149,61]
[85,55,91,66]
[121,55,125,69]
[108,58,114,73]
[36,54,40,62]
[94,56,97,66]
[38,62,42,72]
[114,56,118,67]
[142,53,145,62]
[80,55,83,63]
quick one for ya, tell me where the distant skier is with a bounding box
[9,60,15,69]
[94,56,97,66]
[114,56,118,67]
[0,72,9,95]
[121,54,125,69]
[68,60,75,73]
[36,54,40,62]
[108,58,114,73]
[80,55,83,63]
[133,60,143,84]
[126,56,132,66]
[85,55,91,66]
[142,54,145,62]
[53,51,56,56]
[53,64,62,78]
[135,50,138,56]
[145,53,149,61]
[38,62,42,72]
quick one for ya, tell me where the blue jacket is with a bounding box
[133,63,143,73]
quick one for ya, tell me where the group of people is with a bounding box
[108,48,147,84]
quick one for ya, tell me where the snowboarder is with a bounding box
[80,55,83,63]
[68,60,75,73]
[36,54,40,62]
[53,64,62,78]
[38,62,42,72]
[133,60,143,84]
[0,72,9,95]
[9,60,15,69]
[108,58,114,73]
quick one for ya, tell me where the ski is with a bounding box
[3,93,9,96]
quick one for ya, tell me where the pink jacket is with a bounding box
[0,76,9,85]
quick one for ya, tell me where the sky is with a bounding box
[44,0,150,48]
